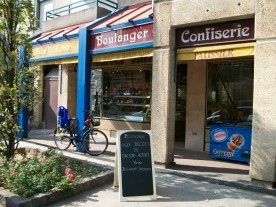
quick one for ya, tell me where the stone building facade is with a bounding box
[28,0,276,187]
[152,0,276,187]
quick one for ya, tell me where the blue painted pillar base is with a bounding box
[18,46,29,139]
[76,132,86,153]
[76,27,91,153]
[76,142,86,153]
[76,130,87,152]
[18,107,28,138]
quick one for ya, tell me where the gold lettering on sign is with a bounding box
[195,49,234,60]
[93,49,153,62]
[32,39,79,59]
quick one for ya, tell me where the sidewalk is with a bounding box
[24,129,250,185]
[19,129,276,207]
[45,173,276,207]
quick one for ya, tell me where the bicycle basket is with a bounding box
[92,118,100,126]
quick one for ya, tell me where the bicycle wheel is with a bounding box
[82,129,108,156]
[53,128,71,150]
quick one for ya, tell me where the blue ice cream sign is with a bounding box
[209,125,252,163]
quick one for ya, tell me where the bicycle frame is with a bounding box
[54,110,108,155]
[70,116,94,142]
[76,124,90,142]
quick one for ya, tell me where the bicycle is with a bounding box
[53,108,108,156]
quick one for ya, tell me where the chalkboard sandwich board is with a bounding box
[117,130,156,201]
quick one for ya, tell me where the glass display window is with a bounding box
[91,67,151,122]
[206,59,254,127]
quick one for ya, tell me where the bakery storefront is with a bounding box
[29,23,84,129]
[87,2,153,135]
[175,19,255,161]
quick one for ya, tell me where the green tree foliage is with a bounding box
[0,0,40,159]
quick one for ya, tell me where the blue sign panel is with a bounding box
[209,125,252,163]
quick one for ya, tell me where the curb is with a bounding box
[0,170,114,207]
[156,168,276,196]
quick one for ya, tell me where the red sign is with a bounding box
[90,23,153,51]
[176,19,254,47]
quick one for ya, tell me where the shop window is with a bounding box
[206,60,254,127]
[176,64,187,121]
[101,68,151,122]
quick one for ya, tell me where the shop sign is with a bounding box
[31,39,79,59]
[176,19,254,47]
[177,42,254,61]
[31,59,63,65]
[90,23,153,51]
[30,57,78,66]
[92,48,153,62]
[92,60,125,67]
[195,49,234,59]
[209,125,252,163]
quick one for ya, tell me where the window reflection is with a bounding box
[206,60,254,127]
[100,68,151,121]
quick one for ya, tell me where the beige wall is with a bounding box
[42,7,95,32]
[58,65,66,108]
[251,42,276,185]
[151,48,176,164]
[185,61,206,151]
[57,64,77,118]
[118,0,149,8]
[250,0,276,185]
[41,1,113,32]
[151,0,175,165]
[33,66,44,128]
[170,0,254,26]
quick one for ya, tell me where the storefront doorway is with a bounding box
[44,67,58,129]
[207,59,254,162]
[175,64,187,143]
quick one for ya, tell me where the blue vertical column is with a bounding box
[18,46,29,138]
[76,27,91,152]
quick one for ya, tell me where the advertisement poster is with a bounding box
[209,125,252,163]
